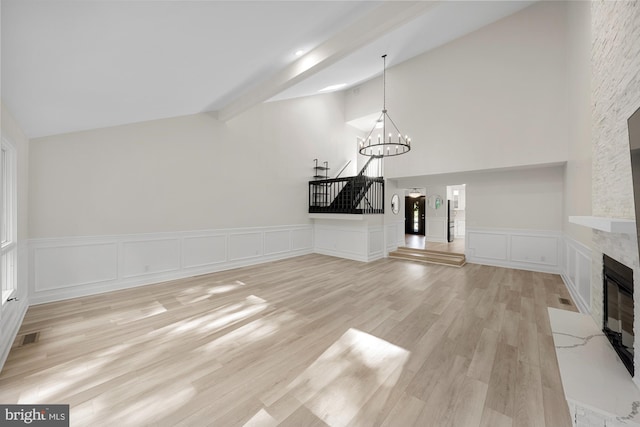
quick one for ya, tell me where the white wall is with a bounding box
[0,102,30,370]
[25,92,361,307]
[345,1,570,178]
[397,165,565,232]
[563,0,593,247]
[424,185,447,243]
[384,178,405,252]
[396,166,564,272]
[465,167,564,231]
[29,93,356,238]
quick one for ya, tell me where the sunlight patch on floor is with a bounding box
[198,310,295,355]
[111,302,168,325]
[97,383,197,425]
[198,297,268,334]
[243,408,278,427]
[284,328,410,426]
[207,284,240,294]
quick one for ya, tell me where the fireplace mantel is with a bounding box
[569,216,636,235]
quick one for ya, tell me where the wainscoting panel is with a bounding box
[561,236,592,314]
[510,234,558,267]
[292,228,313,251]
[467,231,509,262]
[228,232,263,261]
[182,234,227,268]
[368,227,384,261]
[29,225,313,304]
[34,242,118,291]
[466,228,562,274]
[426,217,447,243]
[314,224,368,261]
[386,224,398,251]
[122,238,181,278]
[264,230,291,256]
[385,220,404,253]
[397,221,405,247]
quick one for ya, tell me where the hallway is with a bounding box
[404,234,465,254]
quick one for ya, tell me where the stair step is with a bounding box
[394,246,464,256]
[389,248,466,267]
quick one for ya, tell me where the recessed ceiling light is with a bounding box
[295,50,305,57]
[319,83,347,93]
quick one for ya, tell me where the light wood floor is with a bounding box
[0,254,576,427]
[405,234,466,254]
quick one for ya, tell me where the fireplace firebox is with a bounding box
[603,254,634,376]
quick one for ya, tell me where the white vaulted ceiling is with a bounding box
[1,1,535,138]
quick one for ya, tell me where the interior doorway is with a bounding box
[400,184,466,255]
[446,184,466,239]
[405,196,425,235]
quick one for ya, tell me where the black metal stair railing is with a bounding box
[309,156,384,214]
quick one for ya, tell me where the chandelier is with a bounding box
[357,54,412,157]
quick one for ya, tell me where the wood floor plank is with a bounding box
[0,254,574,426]
[414,355,470,426]
[514,360,546,427]
[467,328,500,384]
[542,386,573,427]
[446,376,489,427]
[278,405,329,427]
[538,332,565,393]
[346,365,415,427]
[499,309,521,347]
[379,394,427,427]
[484,340,518,418]
[517,319,540,366]
[479,407,513,427]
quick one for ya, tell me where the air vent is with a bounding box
[559,297,572,306]
[20,332,40,346]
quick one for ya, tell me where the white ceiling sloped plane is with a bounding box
[1,0,535,139]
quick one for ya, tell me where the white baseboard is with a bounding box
[29,225,313,305]
[0,297,29,374]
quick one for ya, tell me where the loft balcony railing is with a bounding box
[309,156,384,215]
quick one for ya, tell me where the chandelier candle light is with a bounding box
[357,54,412,157]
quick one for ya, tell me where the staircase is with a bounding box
[330,156,380,210]
[388,247,466,267]
[309,156,384,214]
[329,176,368,210]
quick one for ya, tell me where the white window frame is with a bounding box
[1,137,17,304]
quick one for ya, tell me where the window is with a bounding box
[1,138,17,303]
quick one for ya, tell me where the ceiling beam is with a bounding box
[217,1,440,122]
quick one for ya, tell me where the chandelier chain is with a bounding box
[382,54,387,111]
[356,53,411,158]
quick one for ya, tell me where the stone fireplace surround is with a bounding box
[590,0,640,390]
[547,2,640,425]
